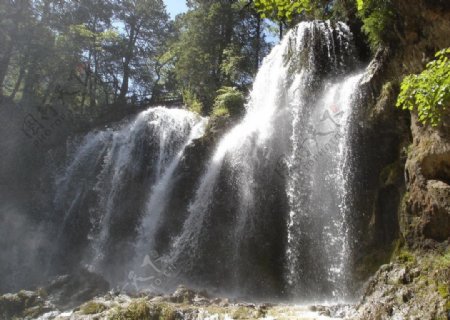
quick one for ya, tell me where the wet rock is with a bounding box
[150,295,170,303]
[3,285,350,319]
[45,269,109,310]
[386,267,406,285]
[170,285,196,303]
[0,290,54,319]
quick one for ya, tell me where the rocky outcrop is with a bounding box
[403,115,450,244]
[344,2,450,318]
[44,269,110,310]
[351,1,450,317]
[368,0,450,247]
[0,290,54,320]
[0,269,109,320]
[352,247,450,320]
[351,0,450,258]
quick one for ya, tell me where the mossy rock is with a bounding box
[396,249,416,264]
[379,161,403,187]
[110,300,180,320]
[79,301,107,315]
[110,299,151,320]
[232,306,253,319]
[150,303,178,320]
[0,290,43,319]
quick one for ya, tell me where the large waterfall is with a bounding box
[50,21,365,303]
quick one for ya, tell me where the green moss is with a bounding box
[438,284,449,299]
[405,144,413,156]
[390,238,405,260]
[211,106,230,118]
[379,161,402,186]
[23,306,46,318]
[355,238,405,282]
[110,299,151,320]
[437,251,450,268]
[232,306,253,319]
[152,303,177,320]
[80,301,107,315]
[396,249,415,264]
[109,301,182,320]
[17,291,34,307]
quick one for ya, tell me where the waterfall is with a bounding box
[165,21,364,300]
[285,74,363,301]
[134,117,207,260]
[51,107,206,279]
[49,21,365,302]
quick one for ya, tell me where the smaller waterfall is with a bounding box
[51,107,206,281]
[285,73,364,301]
[134,117,207,262]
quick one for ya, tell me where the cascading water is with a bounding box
[163,21,364,300]
[51,107,206,280]
[285,74,363,301]
[49,20,366,303]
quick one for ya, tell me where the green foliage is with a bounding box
[253,0,312,22]
[356,0,364,11]
[356,0,395,49]
[171,0,267,111]
[211,86,245,118]
[221,45,244,84]
[183,88,203,115]
[0,0,170,111]
[397,48,450,127]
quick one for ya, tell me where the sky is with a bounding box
[164,0,188,19]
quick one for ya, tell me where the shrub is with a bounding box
[356,0,395,50]
[211,86,245,118]
[397,48,450,127]
[182,88,203,115]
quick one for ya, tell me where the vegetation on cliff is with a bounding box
[397,48,450,127]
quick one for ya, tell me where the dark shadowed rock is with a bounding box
[45,269,109,310]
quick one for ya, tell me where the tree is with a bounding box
[112,0,170,104]
[170,0,269,113]
[0,0,33,97]
[253,0,311,22]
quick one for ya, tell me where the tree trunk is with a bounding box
[9,64,25,100]
[118,23,139,104]
[0,1,28,96]
[279,22,283,40]
[80,51,92,108]
[0,45,13,96]
[255,15,261,71]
